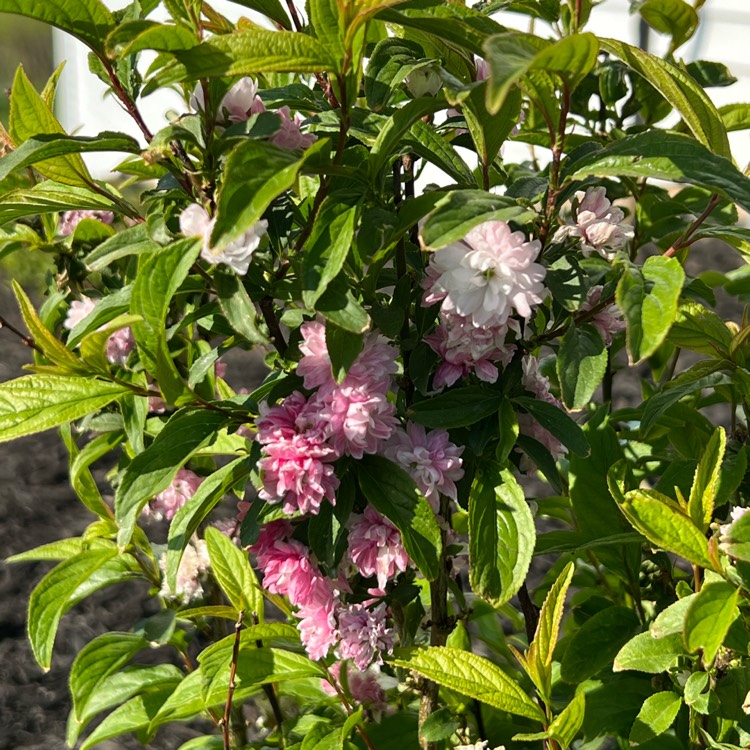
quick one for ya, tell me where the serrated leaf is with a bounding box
[557,323,607,410]
[212,138,329,250]
[668,302,733,356]
[9,66,92,187]
[618,488,714,568]
[6,537,85,563]
[0,374,129,443]
[130,238,201,403]
[629,690,682,744]
[483,32,598,114]
[688,427,725,532]
[649,594,697,638]
[419,190,536,250]
[526,561,574,701]
[616,256,685,365]
[357,455,442,581]
[214,270,268,345]
[29,547,120,669]
[599,38,729,157]
[166,458,252,594]
[468,465,534,607]
[639,0,698,51]
[0,0,115,53]
[406,118,476,185]
[106,20,197,57]
[115,408,231,548]
[560,606,641,683]
[390,647,545,722]
[684,581,739,665]
[614,631,686,673]
[548,691,586,748]
[204,526,263,617]
[0,181,115,226]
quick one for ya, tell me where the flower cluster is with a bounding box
[159,538,210,602]
[250,520,395,667]
[580,285,626,345]
[58,209,114,236]
[553,186,633,260]
[321,661,388,718]
[422,220,545,390]
[63,297,135,366]
[145,468,203,521]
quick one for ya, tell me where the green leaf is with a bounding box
[688,427,725,531]
[526,561,574,700]
[69,632,147,727]
[9,66,93,187]
[85,224,159,273]
[106,20,197,57]
[370,96,446,178]
[300,723,342,750]
[222,0,290,28]
[0,374,129,443]
[548,691,586,748]
[560,606,641,683]
[29,546,119,669]
[639,0,698,51]
[463,84,522,169]
[390,647,545,722]
[641,364,732,434]
[684,581,739,665]
[212,138,329,250]
[512,396,589,456]
[614,631,686,673]
[6,537,85,563]
[629,691,682,744]
[420,190,536,250]
[316,276,371,333]
[569,132,748,211]
[617,488,714,568]
[309,0,346,66]
[615,256,685,365]
[364,37,427,111]
[115,408,231,548]
[406,119,476,186]
[302,200,358,308]
[668,302,733,356]
[468,465,535,607]
[419,707,460,742]
[205,526,263,617]
[12,280,83,372]
[325,323,364,383]
[357,455,442,581]
[557,323,608,410]
[650,594,697,638]
[0,0,115,53]
[0,181,115,226]
[166,458,252,594]
[130,238,201,403]
[409,387,503,429]
[483,32,598,114]
[0,132,139,183]
[598,38,729,157]
[154,29,338,87]
[214,270,268,344]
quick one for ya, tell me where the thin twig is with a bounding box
[663,193,720,257]
[323,666,377,750]
[222,609,245,750]
[260,296,288,355]
[0,315,43,353]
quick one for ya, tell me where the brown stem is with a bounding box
[518,583,540,644]
[260,296,287,355]
[0,315,43,354]
[324,666,377,750]
[663,193,720,257]
[222,610,245,750]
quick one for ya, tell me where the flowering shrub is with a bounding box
[4,0,750,748]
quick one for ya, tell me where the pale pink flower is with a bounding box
[146,468,203,521]
[475,58,490,81]
[159,538,210,601]
[179,203,267,275]
[579,286,626,346]
[553,186,633,260]
[219,77,266,122]
[425,312,517,390]
[522,355,560,406]
[336,602,395,671]
[297,577,339,661]
[148,396,167,414]
[321,662,387,716]
[423,221,546,328]
[257,391,319,444]
[59,210,114,236]
[314,383,398,459]
[270,106,317,150]
[251,519,294,564]
[348,506,411,589]
[63,297,134,366]
[297,321,333,389]
[383,423,464,507]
